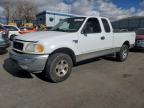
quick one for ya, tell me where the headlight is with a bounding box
[25,43,45,54]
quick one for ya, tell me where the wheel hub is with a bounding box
[55,60,69,77]
[122,48,128,59]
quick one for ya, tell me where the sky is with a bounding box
[113,0,141,9]
[0,0,144,21]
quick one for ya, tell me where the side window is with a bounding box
[49,17,54,22]
[102,18,111,33]
[83,18,101,33]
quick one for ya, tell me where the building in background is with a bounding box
[0,17,7,24]
[112,16,144,31]
[36,10,80,27]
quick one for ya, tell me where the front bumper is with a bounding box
[9,50,49,73]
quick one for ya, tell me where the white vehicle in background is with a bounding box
[10,16,136,83]
[0,25,10,51]
[3,25,20,38]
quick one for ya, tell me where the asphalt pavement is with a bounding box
[0,50,144,108]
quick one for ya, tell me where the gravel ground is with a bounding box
[0,50,144,108]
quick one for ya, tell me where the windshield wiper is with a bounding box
[52,28,68,32]
[51,28,60,31]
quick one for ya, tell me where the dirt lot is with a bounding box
[0,50,144,108]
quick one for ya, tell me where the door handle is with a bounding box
[73,40,78,43]
[101,36,105,40]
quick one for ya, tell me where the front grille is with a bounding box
[13,41,24,51]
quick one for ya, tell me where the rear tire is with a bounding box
[116,44,129,62]
[44,53,73,83]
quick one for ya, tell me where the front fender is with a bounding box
[44,42,79,55]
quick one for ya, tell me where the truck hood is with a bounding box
[15,31,72,42]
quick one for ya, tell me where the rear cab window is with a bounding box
[101,18,111,33]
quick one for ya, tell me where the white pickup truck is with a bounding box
[10,16,136,82]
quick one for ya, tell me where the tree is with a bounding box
[15,1,37,22]
[3,1,14,24]
[3,0,38,23]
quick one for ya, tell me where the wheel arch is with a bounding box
[50,47,76,65]
[123,41,130,48]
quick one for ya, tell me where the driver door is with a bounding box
[79,18,105,53]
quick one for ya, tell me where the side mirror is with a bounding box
[82,29,87,36]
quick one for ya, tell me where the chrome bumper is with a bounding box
[9,50,48,73]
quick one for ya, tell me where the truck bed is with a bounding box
[113,32,136,48]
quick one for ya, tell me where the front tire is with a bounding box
[116,44,129,62]
[44,53,73,83]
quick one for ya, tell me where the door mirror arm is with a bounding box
[82,29,87,36]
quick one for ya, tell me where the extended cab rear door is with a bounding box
[79,17,113,54]
[101,18,113,50]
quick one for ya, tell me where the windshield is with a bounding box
[4,26,18,31]
[51,17,86,32]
